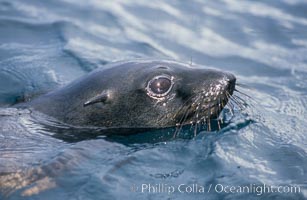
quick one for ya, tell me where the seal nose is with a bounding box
[226,73,236,95]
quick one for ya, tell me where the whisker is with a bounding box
[230,94,245,110]
[192,94,209,137]
[217,97,224,125]
[192,102,201,138]
[205,100,212,132]
[216,97,222,131]
[207,118,211,131]
[194,122,198,137]
[228,96,241,110]
[234,88,252,99]
[225,92,236,116]
[225,92,234,108]
[233,94,257,111]
[193,106,200,137]
[173,94,199,138]
[232,95,248,108]
[174,94,196,117]
[234,89,259,107]
[235,83,252,89]
[233,94,247,104]
[173,104,192,138]
[226,104,234,116]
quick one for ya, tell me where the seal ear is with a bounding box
[83,91,108,107]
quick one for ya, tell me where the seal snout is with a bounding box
[192,71,237,120]
[225,73,236,95]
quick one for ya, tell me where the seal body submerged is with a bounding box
[20,60,236,134]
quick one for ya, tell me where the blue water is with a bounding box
[0,0,307,199]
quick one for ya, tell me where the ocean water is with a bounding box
[0,0,307,199]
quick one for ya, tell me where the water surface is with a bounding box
[0,0,307,199]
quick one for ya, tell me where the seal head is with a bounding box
[25,60,236,133]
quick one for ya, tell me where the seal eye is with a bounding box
[146,75,173,98]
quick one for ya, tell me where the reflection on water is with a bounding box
[0,0,307,199]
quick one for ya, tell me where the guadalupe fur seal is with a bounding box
[19,60,236,135]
